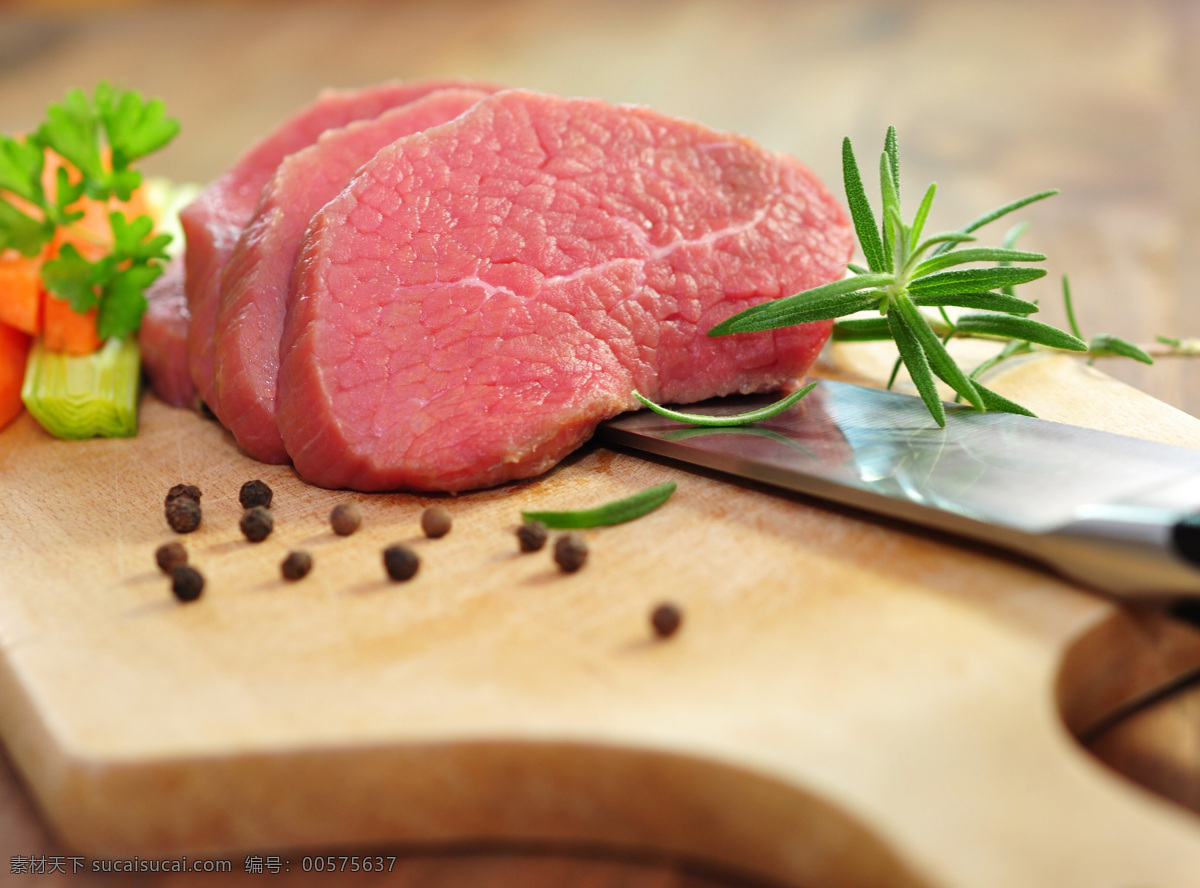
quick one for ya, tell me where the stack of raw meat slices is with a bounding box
[141,79,853,492]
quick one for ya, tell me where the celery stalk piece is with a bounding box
[21,338,141,439]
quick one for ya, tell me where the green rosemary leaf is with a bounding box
[911,231,976,261]
[1061,274,1083,339]
[832,317,894,341]
[847,262,871,275]
[842,137,886,273]
[1157,334,1183,347]
[632,382,817,427]
[521,482,677,529]
[884,125,900,206]
[954,312,1088,351]
[894,292,983,409]
[968,339,1033,381]
[910,182,936,246]
[910,291,1039,314]
[1087,334,1154,365]
[880,152,900,270]
[887,308,945,427]
[708,272,891,336]
[932,189,1058,256]
[974,383,1036,417]
[908,266,1046,298]
[912,248,1046,278]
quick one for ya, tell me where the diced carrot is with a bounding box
[0,320,31,430]
[42,292,101,355]
[0,248,45,335]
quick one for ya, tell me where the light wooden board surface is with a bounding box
[5,2,1200,886]
[3,354,1200,888]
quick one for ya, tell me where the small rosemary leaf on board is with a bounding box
[887,308,946,427]
[955,312,1088,351]
[842,137,886,273]
[912,248,1046,278]
[910,291,1039,315]
[1088,334,1154,365]
[521,482,677,529]
[907,266,1046,299]
[708,272,892,336]
[632,382,818,427]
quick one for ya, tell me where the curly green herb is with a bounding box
[0,82,179,340]
[521,482,677,529]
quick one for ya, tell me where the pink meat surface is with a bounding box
[138,255,195,408]
[278,90,853,492]
[214,88,490,464]
[181,79,497,423]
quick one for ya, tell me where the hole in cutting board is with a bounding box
[1056,603,1200,816]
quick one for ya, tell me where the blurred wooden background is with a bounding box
[2,1,1200,884]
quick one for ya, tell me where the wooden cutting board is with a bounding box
[4,354,1200,888]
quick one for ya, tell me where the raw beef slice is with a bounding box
[181,79,497,423]
[138,255,195,408]
[277,89,853,492]
[214,88,490,464]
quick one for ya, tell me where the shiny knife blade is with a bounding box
[597,380,1200,599]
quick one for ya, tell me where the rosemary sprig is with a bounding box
[521,482,677,529]
[709,127,1088,425]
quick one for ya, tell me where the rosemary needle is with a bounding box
[631,382,817,427]
[521,482,677,529]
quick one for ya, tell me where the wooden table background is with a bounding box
[3,0,1200,885]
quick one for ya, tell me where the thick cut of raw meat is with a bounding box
[214,88,490,464]
[181,79,496,422]
[277,90,853,492]
[138,255,194,408]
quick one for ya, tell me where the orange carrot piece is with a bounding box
[0,249,45,335]
[0,320,32,430]
[42,292,102,355]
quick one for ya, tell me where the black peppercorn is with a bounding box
[421,505,452,538]
[155,541,188,574]
[281,550,313,581]
[516,521,548,552]
[383,544,419,581]
[170,565,204,602]
[651,602,683,639]
[165,496,201,534]
[165,483,201,506]
[553,533,588,573]
[330,503,361,536]
[239,479,273,509]
[240,506,274,542]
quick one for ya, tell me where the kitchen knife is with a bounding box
[598,379,1200,599]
